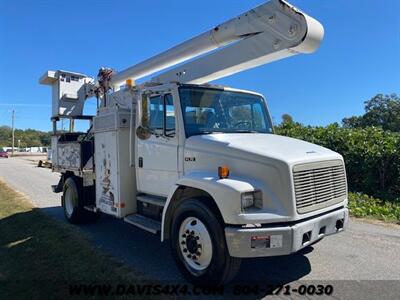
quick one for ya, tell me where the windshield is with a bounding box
[179,87,273,137]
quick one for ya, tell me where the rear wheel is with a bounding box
[62,176,100,224]
[170,199,241,286]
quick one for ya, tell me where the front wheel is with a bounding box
[170,199,241,286]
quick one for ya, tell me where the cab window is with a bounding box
[149,95,164,134]
[164,94,175,137]
[148,94,175,137]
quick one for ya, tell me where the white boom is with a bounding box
[111,0,324,87]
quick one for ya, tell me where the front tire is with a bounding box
[170,199,241,286]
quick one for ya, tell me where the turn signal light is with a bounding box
[218,166,230,179]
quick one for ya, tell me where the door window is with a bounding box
[147,94,175,137]
[149,95,164,135]
[164,94,176,137]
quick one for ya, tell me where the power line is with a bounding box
[0,103,51,107]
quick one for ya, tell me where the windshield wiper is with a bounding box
[232,130,259,133]
[190,130,263,136]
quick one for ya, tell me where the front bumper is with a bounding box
[225,207,348,258]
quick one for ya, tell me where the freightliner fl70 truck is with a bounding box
[40,0,348,285]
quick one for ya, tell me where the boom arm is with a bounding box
[111,0,324,86]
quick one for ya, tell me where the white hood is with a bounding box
[185,133,341,165]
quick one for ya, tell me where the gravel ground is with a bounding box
[1,156,399,299]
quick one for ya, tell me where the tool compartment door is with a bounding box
[95,130,120,216]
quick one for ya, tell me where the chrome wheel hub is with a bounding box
[178,217,212,271]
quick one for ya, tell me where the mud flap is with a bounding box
[52,177,63,193]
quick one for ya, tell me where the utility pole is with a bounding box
[11,109,15,156]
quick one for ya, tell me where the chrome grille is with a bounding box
[293,160,347,214]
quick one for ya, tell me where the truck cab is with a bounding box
[137,82,348,248]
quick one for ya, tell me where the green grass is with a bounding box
[0,180,145,299]
[348,192,400,224]
[1,179,398,298]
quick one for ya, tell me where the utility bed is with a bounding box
[52,132,94,173]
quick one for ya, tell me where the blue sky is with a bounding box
[0,0,399,131]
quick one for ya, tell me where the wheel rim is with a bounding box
[178,217,212,271]
[65,187,74,217]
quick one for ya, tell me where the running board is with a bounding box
[84,205,99,212]
[137,194,166,207]
[124,214,161,234]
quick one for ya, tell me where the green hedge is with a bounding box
[348,192,400,223]
[276,123,400,202]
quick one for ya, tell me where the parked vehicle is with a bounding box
[0,150,9,158]
[40,0,348,285]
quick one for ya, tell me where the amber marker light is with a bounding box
[218,166,230,179]
[126,78,134,87]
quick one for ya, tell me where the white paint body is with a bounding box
[40,0,348,259]
[86,82,347,227]
[131,85,347,241]
[93,107,137,217]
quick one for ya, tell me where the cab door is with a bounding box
[136,91,179,197]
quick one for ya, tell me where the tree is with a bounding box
[342,116,363,128]
[0,127,51,147]
[342,93,400,131]
[0,126,12,147]
[281,113,294,124]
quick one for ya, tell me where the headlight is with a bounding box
[241,191,262,210]
[241,193,255,209]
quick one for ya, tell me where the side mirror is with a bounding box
[136,93,152,140]
[136,125,151,140]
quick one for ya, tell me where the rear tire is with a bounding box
[62,176,100,224]
[170,198,241,286]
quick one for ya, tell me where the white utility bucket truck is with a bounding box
[40,0,348,285]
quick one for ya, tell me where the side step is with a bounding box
[84,205,99,212]
[124,214,161,234]
[137,194,166,207]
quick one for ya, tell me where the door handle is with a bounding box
[138,157,143,168]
